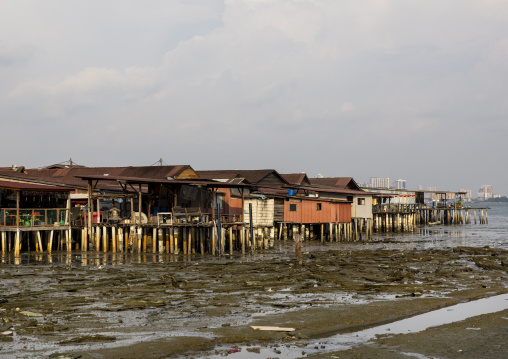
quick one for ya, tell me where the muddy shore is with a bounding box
[1,242,507,358]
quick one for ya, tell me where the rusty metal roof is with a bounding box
[291,185,369,196]
[0,166,195,191]
[76,175,251,189]
[196,169,288,185]
[280,173,310,186]
[309,177,361,190]
[0,180,72,191]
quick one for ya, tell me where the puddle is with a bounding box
[208,293,508,358]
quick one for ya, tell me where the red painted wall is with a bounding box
[284,199,351,223]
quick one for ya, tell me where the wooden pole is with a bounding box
[112,226,117,252]
[170,227,175,254]
[165,229,170,254]
[158,229,164,253]
[118,227,123,252]
[241,227,245,254]
[183,227,187,255]
[14,229,20,256]
[229,227,233,255]
[1,231,5,253]
[153,228,157,253]
[174,228,179,254]
[103,226,107,252]
[200,228,205,255]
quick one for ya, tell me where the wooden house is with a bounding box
[0,179,72,255]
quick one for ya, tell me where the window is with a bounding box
[316,203,322,211]
[357,198,365,205]
[289,203,297,211]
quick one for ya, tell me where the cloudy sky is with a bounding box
[1,0,507,195]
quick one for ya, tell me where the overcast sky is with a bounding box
[1,0,507,195]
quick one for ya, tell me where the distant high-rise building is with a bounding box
[459,189,472,202]
[370,177,390,188]
[426,187,437,202]
[394,179,406,189]
[478,185,493,200]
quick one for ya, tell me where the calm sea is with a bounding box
[371,202,508,251]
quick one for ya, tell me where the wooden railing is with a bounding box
[0,208,69,228]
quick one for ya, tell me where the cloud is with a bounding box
[340,103,354,112]
[1,0,508,193]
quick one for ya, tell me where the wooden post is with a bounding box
[170,227,175,254]
[189,227,193,254]
[174,228,179,254]
[66,229,71,252]
[241,227,245,254]
[142,228,148,253]
[1,232,5,253]
[221,227,226,253]
[103,226,108,252]
[165,229,170,254]
[200,228,205,255]
[158,229,163,253]
[48,230,54,252]
[118,227,123,252]
[152,228,157,253]
[37,231,43,253]
[212,225,216,256]
[320,224,324,243]
[14,230,20,256]
[137,227,142,253]
[229,227,233,255]
[112,226,117,252]
[294,233,302,266]
[183,227,188,255]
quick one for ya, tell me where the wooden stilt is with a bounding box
[1,232,5,253]
[48,230,54,252]
[14,230,20,256]
[165,229,170,254]
[158,229,163,253]
[112,227,117,252]
[241,227,245,255]
[183,228,188,255]
[200,228,205,255]
[66,230,71,252]
[118,227,123,252]
[152,228,156,253]
[170,228,175,254]
[229,227,233,255]
[103,226,107,252]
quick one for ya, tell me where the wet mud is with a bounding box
[1,243,507,358]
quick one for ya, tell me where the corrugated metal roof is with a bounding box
[197,169,288,185]
[309,177,360,190]
[0,180,72,191]
[280,173,310,185]
[75,175,251,189]
[294,185,369,196]
[0,165,195,191]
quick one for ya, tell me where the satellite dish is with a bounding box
[133,212,148,224]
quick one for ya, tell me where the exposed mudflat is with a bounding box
[1,243,508,358]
